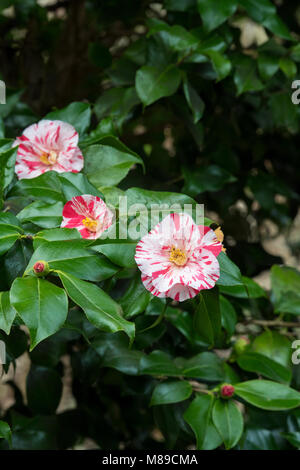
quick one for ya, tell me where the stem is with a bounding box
[245,319,300,328]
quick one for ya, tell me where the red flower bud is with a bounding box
[220,384,235,398]
[33,260,50,276]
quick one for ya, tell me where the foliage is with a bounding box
[0,0,300,451]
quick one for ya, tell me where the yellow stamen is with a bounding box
[40,150,58,165]
[82,217,99,233]
[214,226,226,252]
[169,246,187,266]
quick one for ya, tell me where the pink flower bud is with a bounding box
[220,384,235,398]
[33,260,49,276]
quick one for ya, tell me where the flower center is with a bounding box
[169,246,187,266]
[82,217,99,233]
[40,150,58,166]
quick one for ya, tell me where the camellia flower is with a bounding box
[61,194,113,240]
[14,120,84,179]
[135,213,223,302]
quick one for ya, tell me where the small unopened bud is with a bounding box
[234,336,250,356]
[220,384,235,399]
[33,260,49,276]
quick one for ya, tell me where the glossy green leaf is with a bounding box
[17,201,63,228]
[119,274,151,318]
[235,380,300,410]
[26,240,118,282]
[58,271,135,343]
[197,0,237,31]
[139,350,180,376]
[183,78,205,124]
[220,276,266,298]
[271,265,300,315]
[0,291,16,334]
[84,143,143,187]
[0,223,21,256]
[251,330,291,368]
[135,65,181,106]
[10,277,68,349]
[182,165,236,196]
[8,171,63,203]
[45,102,91,136]
[237,352,292,384]
[181,352,225,382]
[220,295,237,337]
[184,394,222,450]
[217,252,243,286]
[212,399,243,449]
[150,380,192,406]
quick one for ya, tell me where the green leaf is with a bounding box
[217,252,243,286]
[94,87,140,131]
[197,0,238,31]
[181,352,225,381]
[0,223,21,256]
[269,93,298,131]
[193,289,221,346]
[0,146,18,194]
[26,365,63,415]
[33,228,81,250]
[84,143,143,187]
[119,274,151,318]
[26,240,118,282]
[235,380,300,410]
[183,78,205,123]
[45,102,91,136]
[234,55,264,95]
[17,201,64,228]
[0,420,12,446]
[251,330,291,368]
[279,57,297,78]
[125,187,196,212]
[135,65,181,106]
[212,399,243,449]
[58,271,135,343]
[92,331,143,375]
[220,276,266,298]
[182,165,236,196]
[184,394,222,450]
[206,50,232,81]
[271,265,300,315]
[148,20,200,52]
[258,53,279,81]
[10,277,68,349]
[8,171,63,203]
[150,380,192,406]
[165,0,196,11]
[220,295,237,337]
[139,350,180,376]
[0,291,17,334]
[58,172,104,201]
[90,239,137,268]
[239,0,291,39]
[237,352,292,384]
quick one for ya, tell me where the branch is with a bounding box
[245,319,300,328]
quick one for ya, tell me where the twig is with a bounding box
[245,319,300,328]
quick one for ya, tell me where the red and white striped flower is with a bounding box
[14,120,84,179]
[61,195,113,240]
[135,213,222,302]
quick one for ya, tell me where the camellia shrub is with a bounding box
[0,0,300,451]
